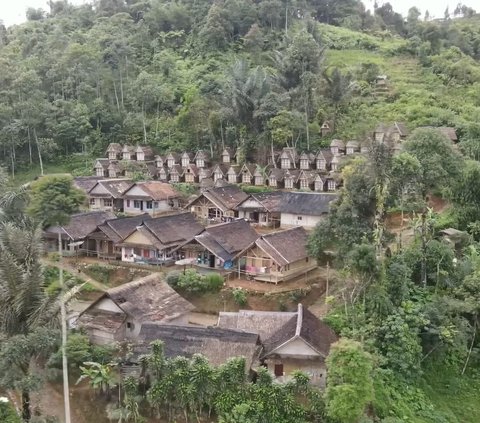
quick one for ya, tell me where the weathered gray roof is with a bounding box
[268,168,287,181]
[73,176,104,193]
[123,181,179,200]
[194,219,259,261]
[106,143,122,153]
[263,304,338,357]
[89,179,134,198]
[142,212,204,247]
[44,211,115,240]
[105,273,195,323]
[279,192,337,216]
[76,308,126,334]
[135,323,261,370]
[189,184,249,212]
[218,310,296,342]
[96,214,152,242]
[255,227,309,266]
[236,191,284,212]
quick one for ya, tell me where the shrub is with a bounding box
[204,273,224,292]
[0,399,22,423]
[166,270,182,288]
[232,288,248,306]
[177,269,206,293]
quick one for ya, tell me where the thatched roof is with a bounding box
[194,219,259,262]
[218,310,296,341]
[74,176,104,193]
[103,273,195,323]
[255,227,309,266]
[76,308,126,334]
[263,304,338,358]
[135,323,261,370]
[188,184,249,212]
[44,211,115,240]
[91,214,152,242]
[88,179,133,198]
[124,181,179,200]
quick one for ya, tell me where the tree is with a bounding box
[325,339,374,423]
[404,128,462,199]
[0,219,62,420]
[451,160,480,232]
[26,175,85,423]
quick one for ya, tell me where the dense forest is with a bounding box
[0,0,480,176]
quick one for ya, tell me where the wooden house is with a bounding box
[194,150,209,168]
[155,155,164,168]
[242,227,316,283]
[212,164,229,183]
[85,214,151,260]
[315,150,332,172]
[253,166,267,186]
[218,304,338,387]
[298,170,317,191]
[374,122,409,143]
[235,191,283,227]
[326,177,338,192]
[135,145,154,161]
[122,145,136,161]
[186,184,248,224]
[106,143,122,161]
[198,167,213,182]
[320,120,332,137]
[240,164,257,185]
[221,147,235,164]
[183,164,199,183]
[299,152,315,170]
[330,155,340,172]
[43,211,114,256]
[123,181,180,216]
[284,170,300,190]
[77,274,195,345]
[168,164,183,183]
[88,179,133,212]
[267,168,286,189]
[166,152,180,168]
[94,159,109,177]
[279,147,297,170]
[157,167,169,181]
[345,140,360,155]
[329,139,345,155]
[179,219,258,270]
[226,165,241,184]
[181,152,194,168]
[119,212,204,264]
[107,161,122,178]
[314,174,326,192]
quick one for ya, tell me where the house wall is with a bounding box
[95,298,124,313]
[280,212,324,229]
[124,198,172,215]
[274,337,320,356]
[265,356,327,388]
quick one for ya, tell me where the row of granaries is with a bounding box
[94,123,458,192]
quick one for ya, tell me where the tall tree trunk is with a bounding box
[113,80,121,112]
[22,390,31,421]
[27,127,33,165]
[33,128,44,176]
[421,210,428,287]
[142,102,147,144]
[119,68,124,108]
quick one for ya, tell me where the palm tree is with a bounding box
[0,219,62,420]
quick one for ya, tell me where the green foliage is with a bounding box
[173,269,224,294]
[0,400,22,423]
[232,288,248,306]
[27,175,85,227]
[165,270,182,288]
[325,339,374,423]
[204,272,225,291]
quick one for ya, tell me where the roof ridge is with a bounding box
[295,304,303,336]
[260,236,289,264]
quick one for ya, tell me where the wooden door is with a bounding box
[274,364,284,377]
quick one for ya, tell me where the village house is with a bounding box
[314,174,326,192]
[226,165,241,184]
[157,166,168,181]
[211,164,229,183]
[198,167,213,182]
[107,161,122,178]
[330,139,345,155]
[320,120,332,137]
[85,214,151,260]
[43,211,115,256]
[106,143,122,161]
[179,219,259,270]
[218,304,338,387]
[279,192,337,228]
[298,170,317,190]
[374,122,409,144]
[94,158,109,177]
[183,163,199,183]
[136,146,154,161]
[119,212,204,264]
[186,184,248,224]
[166,152,180,168]
[345,140,360,155]
[284,169,300,189]
[168,164,183,183]
[221,147,236,164]
[240,164,257,184]
[242,227,316,283]
[154,155,164,168]
[253,167,267,186]
[299,152,315,170]
[122,181,180,216]
[73,176,105,195]
[133,324,261,375]
[77,273,195,345]
[267,168,286,189]
[279,147,297,169]
[122,145,136,161]
[194,150,209,168]
[88,179,133,212]
[181,152,194,168]
[235,191,283,227]
[315,149,332,172]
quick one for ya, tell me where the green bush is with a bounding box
[232,288,248,306]
[84,264,114,286]
[177,269,206,293]
[166,270,182,288]
[0,400,22,423]
[204,273,224,292]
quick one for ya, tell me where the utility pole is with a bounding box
[58,231,72,423]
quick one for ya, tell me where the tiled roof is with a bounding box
[44,211,115,240]
[255,227,309,266]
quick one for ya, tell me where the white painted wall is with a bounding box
[274,337,321,357]
[95,297,124,313]
[280,213,324,228]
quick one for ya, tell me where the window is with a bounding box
[89,198,96,205]
[182,159,189,167]
[297,216,302,221]
[103,198,112,207]
[306,257,309,262]
[281,158,290,169]
[300,160,309,169]
[347,147,354,155]
[328,180,336,191]
[146,201,153,209]
[300,179,308,189]
[331,147,338,155]
[126,200,130,208]
[154,202,159,208]
[134,200,142,209]
[126,322,135,331]
[317,159,326,170]
[197,159,204,168]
